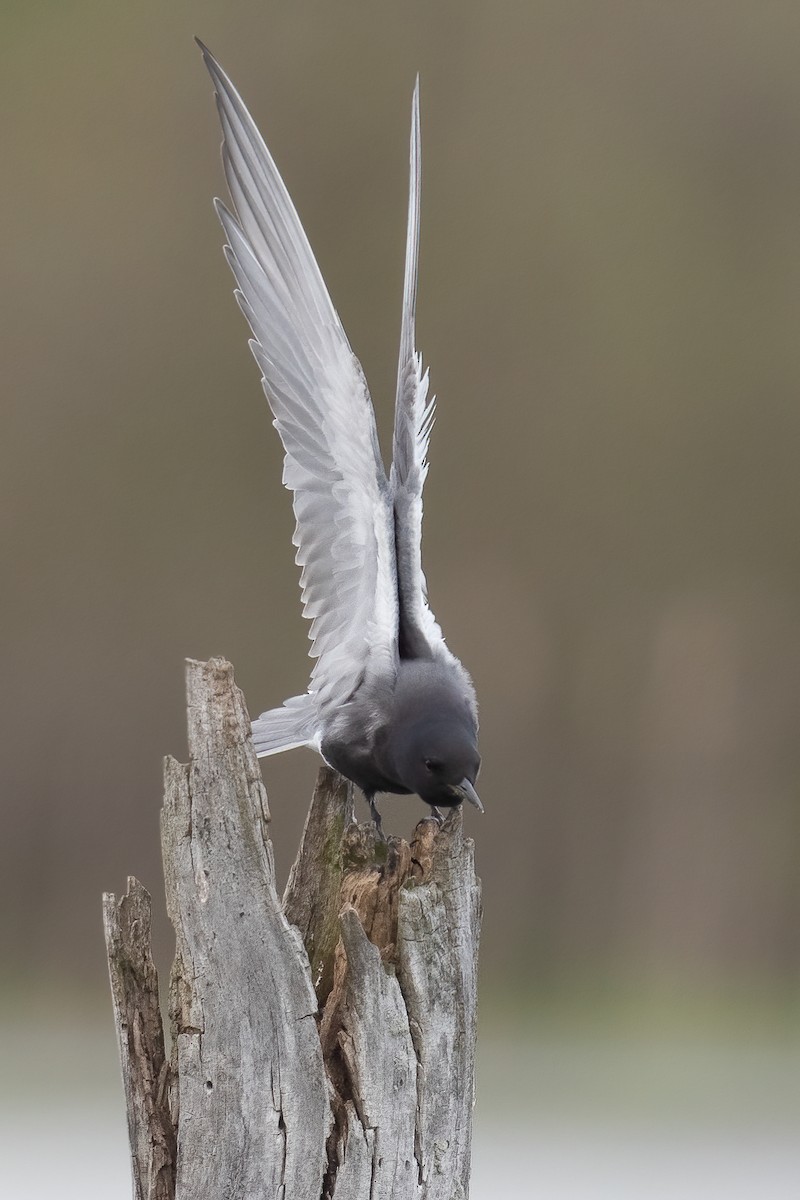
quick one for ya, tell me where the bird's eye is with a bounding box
[424,758,441,773]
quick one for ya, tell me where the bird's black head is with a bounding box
[392,717,482,810]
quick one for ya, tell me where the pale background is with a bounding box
[2,2,799,1196]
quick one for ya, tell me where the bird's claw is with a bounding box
[368,796,387,842]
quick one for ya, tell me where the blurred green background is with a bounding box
[2,1,799,1196]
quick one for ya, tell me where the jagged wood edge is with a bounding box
[102,876,175,1200]
[283,764,355,1005]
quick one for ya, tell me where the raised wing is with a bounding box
[390,80,449,661]
[199,44,398,707]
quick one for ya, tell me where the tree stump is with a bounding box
[103,657,482,1199]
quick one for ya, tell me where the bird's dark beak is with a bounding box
[458,779,484,813]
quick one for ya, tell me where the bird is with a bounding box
[198,43,482,836]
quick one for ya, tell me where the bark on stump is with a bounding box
[103,657,482,1199]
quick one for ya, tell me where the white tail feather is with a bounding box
[251,695,317,758]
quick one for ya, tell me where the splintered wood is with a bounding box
[103,657,481,1199]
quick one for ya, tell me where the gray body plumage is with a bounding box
[199,44,481,825]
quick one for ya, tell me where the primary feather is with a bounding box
[390,79,446,662]
[199,43,397,717]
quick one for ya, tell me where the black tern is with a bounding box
[199,44,482,834]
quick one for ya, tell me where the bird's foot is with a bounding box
[428,805,444,826]
[368,795,387,843]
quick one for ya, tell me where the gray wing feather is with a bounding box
[200,44,398,710]
[390,80,448,659]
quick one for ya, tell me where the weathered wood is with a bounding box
[104,657,482,1199]
[102,877,175,1200]
[396,816,481,1198]
[283,765,355,1005]
[317,817,480,1200]
[161,658,330,1199]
